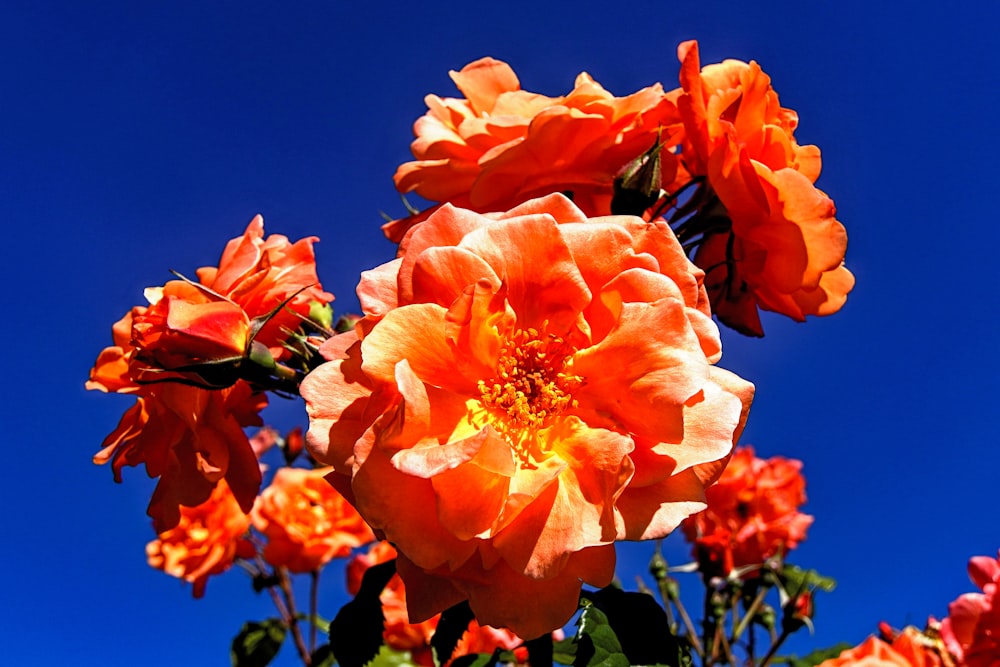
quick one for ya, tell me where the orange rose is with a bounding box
[196,214,333,350]
[130,280,251,385]
[146,479,255,598]
[387,57,681,242]
[941,551,1000,667]
[676,40,854,336]
[87,216,331,529]
[817,631,944,667]
[681,446,813,576]
[92,380,265,532]
[252,467,375,573]
[303,194,754,637]
[347,542,521,666]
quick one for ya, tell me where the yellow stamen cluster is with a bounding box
[478,325,583,465]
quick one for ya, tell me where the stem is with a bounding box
[732,587,768,643]
[715,625,737,667]
[672,589,703,659]
[277,566,312,666]
[759,627,792,667]
[310,570,320,654]
[650,542,703,658]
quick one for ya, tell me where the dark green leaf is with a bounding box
[573,602,630,667]
[230,618,287,667]
[584,587,680,666]
[773,643,852,667]
[329,559,396,667]
[553,635,578,665]
[431,600,475,665]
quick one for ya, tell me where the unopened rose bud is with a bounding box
[309,301,334,330]
[782,591,814,634]
[334,313,363,333]
[283,426,304,465]
[611,139,663,216]
[755,604,776,631]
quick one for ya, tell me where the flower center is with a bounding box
[477,325,583,466]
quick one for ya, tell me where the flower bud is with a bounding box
[611,140,663,216]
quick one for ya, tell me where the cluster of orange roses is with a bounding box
[87,40,996,667]
[389,40,854,337]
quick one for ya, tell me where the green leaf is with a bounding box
[780,564,837,593]
[584,587,685,666]
[773,643,853,667]
[553,635,578,665]
[230,618,287,667]
[573,601,630,667]
[310,644,336,667]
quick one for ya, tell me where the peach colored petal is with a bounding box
[357,258,402,319]
[456,215,591,331]
[449,57,520,115]
[360,303,477,395]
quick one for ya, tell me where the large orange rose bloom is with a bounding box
[681,445,813,576]
[941,550,1000,667]
[347,542,521,667]
[302,194,754,637]
[676,40,854,336]
[87,216,332,529]
[387,57,681,242]
[146,479,255,598]
[252,467,375,573]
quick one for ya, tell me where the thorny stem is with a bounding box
[252,555,310,665]
[277,566,312,666]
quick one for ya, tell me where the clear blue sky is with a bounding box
[3,1,998,664]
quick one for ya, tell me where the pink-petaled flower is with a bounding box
[252,467,375,573]
[146,479,256,598]
[681,446,813,577]
[941,550,1000,667]
[303,194,753,637]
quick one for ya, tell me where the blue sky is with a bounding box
[3,1,998,664]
